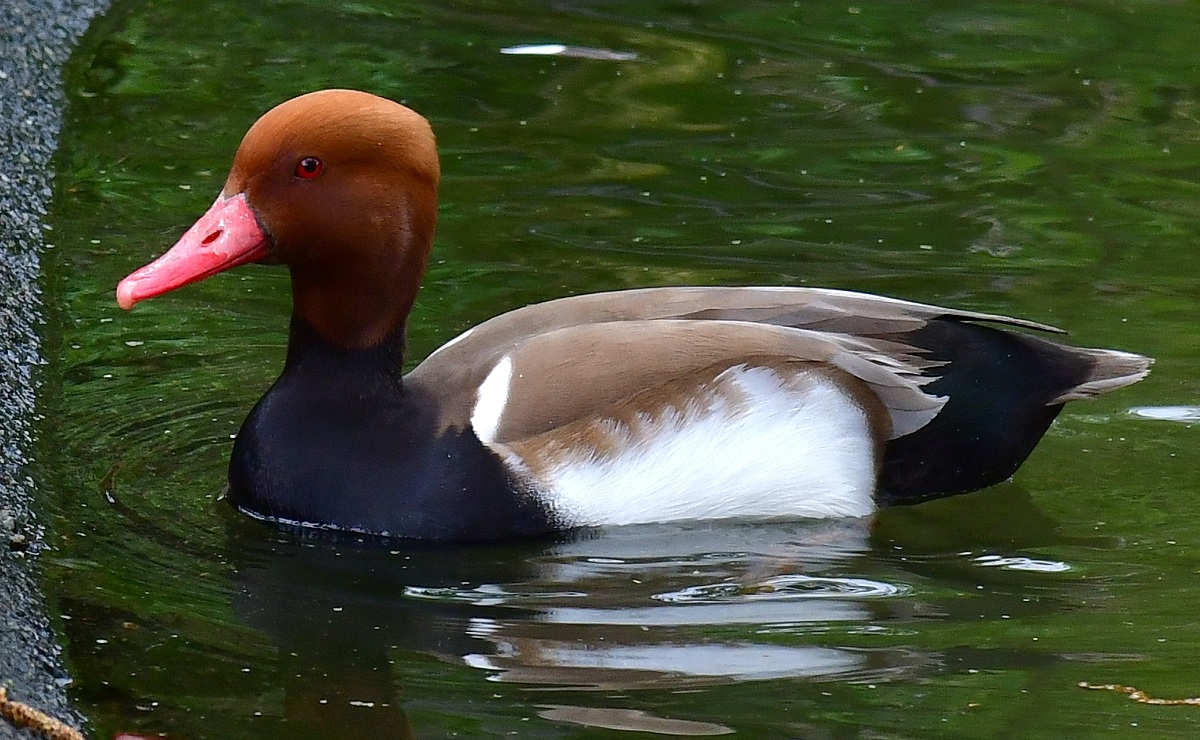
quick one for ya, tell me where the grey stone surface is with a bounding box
[2,0,111,737]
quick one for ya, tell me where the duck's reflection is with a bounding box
[225,485,1077,734]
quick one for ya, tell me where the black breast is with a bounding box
[227,320,555,540]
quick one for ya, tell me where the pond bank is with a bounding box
[1,0,110,737]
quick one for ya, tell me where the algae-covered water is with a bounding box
[40,1,1200,737]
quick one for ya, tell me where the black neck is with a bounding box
[283,314,407,391]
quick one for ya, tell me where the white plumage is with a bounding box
[496,365,876,526]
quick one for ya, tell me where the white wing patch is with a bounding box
[505,365,877,526]
[471,355,513,444]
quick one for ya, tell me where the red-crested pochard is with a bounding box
[116,89,1151,541]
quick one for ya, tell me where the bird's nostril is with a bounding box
[201,229,222,246]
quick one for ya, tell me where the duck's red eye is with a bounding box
[294,157,323,179]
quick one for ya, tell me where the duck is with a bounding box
[116,89,1151,541]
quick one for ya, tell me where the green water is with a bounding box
[41,0,1200,737]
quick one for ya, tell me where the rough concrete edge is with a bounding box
[1,0,113,738]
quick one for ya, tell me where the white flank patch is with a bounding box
[516,366,877,526]
[471,355,513,445]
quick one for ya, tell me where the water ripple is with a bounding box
[404,583,586,606]
[652,574,909,604]
[972,555,1071,573]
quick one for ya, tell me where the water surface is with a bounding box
[42,0,1200,737]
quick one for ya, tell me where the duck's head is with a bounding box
[117,89,440,349]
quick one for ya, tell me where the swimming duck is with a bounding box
[116,89,1151,541]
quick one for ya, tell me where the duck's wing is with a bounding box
[411,317,946,445]
[409,318,954,526]
[416,286,1063,375]
[408,286,1046,435]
